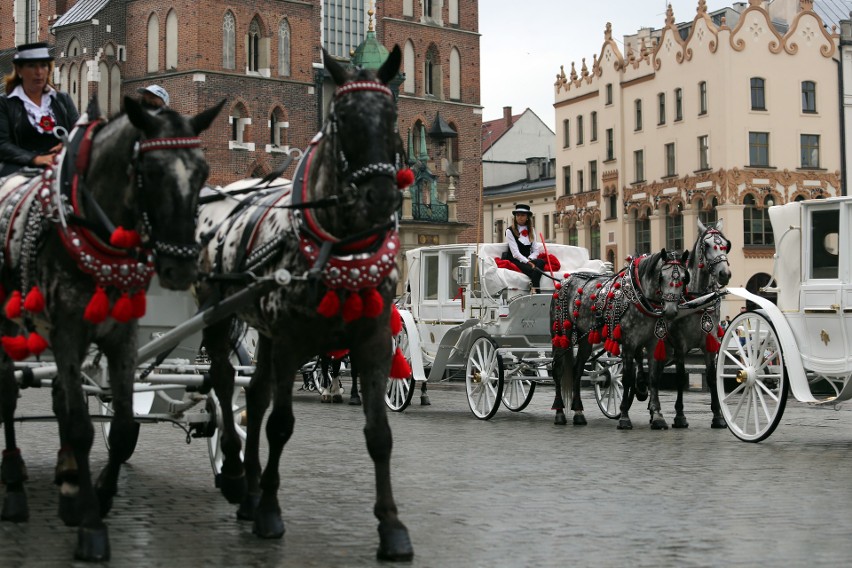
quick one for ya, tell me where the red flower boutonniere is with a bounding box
[520,229,529,237]
[38,115,55,132]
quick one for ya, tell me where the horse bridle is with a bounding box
[629,253,688,314]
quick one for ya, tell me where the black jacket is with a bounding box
[0,90,79,174]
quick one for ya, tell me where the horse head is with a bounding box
[121,96,225,289]
[694,219,732,288]
[312,46,404,239]
[642,248,689,320]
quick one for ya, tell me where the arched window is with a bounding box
[166,10,178,70]
[801,80,816,113]
[449,47,460,100]
[248,19,261,73]
[147,14,159,73]
[98,61,109,113]
[68,38,81,58]
[750,77,766,110]
[568,226,579,246]
[449,0,459,24]
[109,64,121,117]
[278,19,291,76]
[447,121,459,166]
[635,209,651,255]
[403,41,415,93]
[590,223,601,260]
[268,107,289,151]
[743,194,774,245]
[223,11,236,70]
[229,103,254,150]
[58,64,68,93]
[698,197,718,226]
[69,63,79,109]
[665,203,683,250]
[424,45,440,97]
[403,0,414,17]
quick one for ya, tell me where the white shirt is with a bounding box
[505,225,543,263]
[9,85,57,134]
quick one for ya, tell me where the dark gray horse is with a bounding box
[655,219,732,428]
[194,47,413,560]
[0,97,222,561]
[550,249,689,429]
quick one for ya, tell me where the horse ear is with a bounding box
[716,217,724,232]
[681,250,690,265]
[124,96,159,135]
[324,48,348,86]
[378,45,402,85]
[697,218,706,234]
[190,98,226,135]
[86,95,101,121]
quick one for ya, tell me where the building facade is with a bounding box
[554,0,842,317]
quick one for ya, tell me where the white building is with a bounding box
[554,0,842,317]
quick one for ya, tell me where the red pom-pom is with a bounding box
[342,292,364,322]
[552,337,561,347]
[316,290,340,318]
[654,339,667,361]
[706,333,720,354]
[131,290,147,319]
[24,286,45,313]
[111,292,134,323]
[562,320,572,331]
[563,273,571,279]
[26,332,48,355]
[361,288,384,318]
[613,324,622,340]
[554,282,561,290]
[109,226,141,248]
[559,335,570,348]
[84,287,110,324]
[610,342,621,356]
[4,291,22,319]
[589,329,601,345]
[389,347,412,379]
[552,321,560,332]
[396,168,415,189]
[390,305,403,336]
[1,335,29,361]
[552,292,559,299]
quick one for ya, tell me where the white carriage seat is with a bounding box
[478,242,606,297]
[767,202,802,312]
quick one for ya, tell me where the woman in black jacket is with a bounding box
[0,42,79,177]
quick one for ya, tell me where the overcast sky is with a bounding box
[479,0,731,130]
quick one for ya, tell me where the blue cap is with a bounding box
[137,84,170,107]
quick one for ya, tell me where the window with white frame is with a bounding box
[800,134,820,168]
[674,87,683,121]
[698,81,707,115]
[279,19,291,76]
[698,135,710,170]
[223,11,236,69]
[749,132,769,167]
[266,110,289,153]
[634,149,644,183]
[658,92,666,125]
[229,107,254,151]
[665,142,676,177]
[590,111,598,142]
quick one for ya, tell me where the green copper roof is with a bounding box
[350,30,389,70]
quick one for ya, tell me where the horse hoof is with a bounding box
[349,395,362,406]
[554,413,567,426]
[672,416,689,429]
[573,414,587,426]
[75,525,110,562]
[420,395,431,406]
[635,388,648,402]
[237,493,261,521]
[711,417,728,429]
[253,511,285,539]
[97,493,114,518]
[377,522,414,561]
[651,418,669,430]
[617,419,633,430]
[332,394,344,404]
[320,395,331,403]
[219,474,247,504]
[1,491,29,522]
[58,493,81,527]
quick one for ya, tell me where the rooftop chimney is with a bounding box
[503,106,512,127]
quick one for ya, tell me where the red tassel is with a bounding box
[706,333,720,354]
[588,329,601,345]
[26,332,48,355]
[717,324,724,338]
[361,288,384,318]
[396,168,415,189]
[131,290,147,319]
[610,342,621,356]
[316,290,340,318]
[111,292,134,323]
[389,347,411,379]
[23,286,45,313]
[613,324,622,341]
[601,324,609,339]
[1,335,29,361]
[654,339,667,361]
[342,292,364,323]
[84,287,110,324]
[4,291,22,319]
[390,305,403,336]
[109,226,141,248]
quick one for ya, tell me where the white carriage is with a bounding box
[392,242,622,419]
[716,196,852,442]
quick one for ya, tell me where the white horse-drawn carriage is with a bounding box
[716,196,852,442]
[392,241,624,419]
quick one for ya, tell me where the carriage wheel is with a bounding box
[501,368,536,412]
[386,327,415,412]
[206,388,247,475]
[715,312,789,443]
[465,337,504,420]
[591,357,624,419]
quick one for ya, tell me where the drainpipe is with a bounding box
[836,54,848,196]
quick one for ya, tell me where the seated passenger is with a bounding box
[504,204,546,292]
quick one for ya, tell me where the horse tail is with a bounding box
[561,345,576,410]
[227,318,250,363]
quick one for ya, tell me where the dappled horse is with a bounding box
[194,47,413,560]
[550,249,689,429]
[656,220,732,428]
[0,97,222,561]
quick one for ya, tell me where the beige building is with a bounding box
[554,0,842,318]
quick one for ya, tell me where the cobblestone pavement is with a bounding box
[3,381,852,567]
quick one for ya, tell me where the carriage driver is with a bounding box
[505,204,547,293]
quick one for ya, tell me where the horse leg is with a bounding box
[320,357,332,402]
[349,362,362,405]
[420,380,431,406]
[94,331,141,517]
[569,344,591,426]
[331,360,344,403]
[237,335,272,521]
[252,340,295,539]
[671,357,689,429]
[706,349,727,428]
[550,347,568,425]
[617,350,637,430]
[635,353,649,402]
[51,333,110,561]
[648,358,669,430]
[0,356,29,522]
[352,344,413,561]
[203,319,246,504]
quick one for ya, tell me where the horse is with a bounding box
[653,219,732,429]
[0,96,223,561]
[549,249,689,430]
[194,47,413,560]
